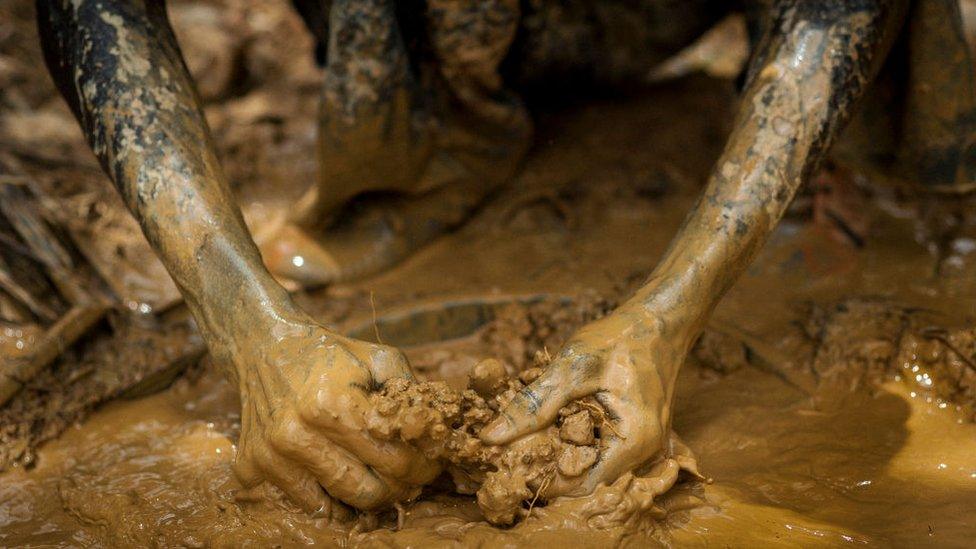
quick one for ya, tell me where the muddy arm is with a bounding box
[36,0,441,510]
[624,0,908,345]
[483,1,911,493]
[35,0,299,368]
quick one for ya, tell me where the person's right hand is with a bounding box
[227,314,441,513]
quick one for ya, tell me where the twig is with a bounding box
[393,502,405,531]
[921,328,976,372]
[0,303,108,406]
[369,291,383,345]
[0,256,58,322]
[579,400,627,440]
[526,465,556,518]
[0,180,86,304]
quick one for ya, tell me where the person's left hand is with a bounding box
[480,302,696,496]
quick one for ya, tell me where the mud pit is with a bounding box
[6,0,976,546]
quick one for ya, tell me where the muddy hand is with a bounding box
[484,0,907,497]
[232,317,441,512]
[481,304,690,497]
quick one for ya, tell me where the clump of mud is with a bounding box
[478,291,615,369]
[806,298,976,417]
[367,359,613,525]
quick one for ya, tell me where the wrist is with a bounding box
[197,273,304,337]
[194,287,311,380]
[618,292,702,343]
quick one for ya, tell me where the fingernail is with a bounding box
[479,420,509,444]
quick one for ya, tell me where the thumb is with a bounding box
[480,364,572,445]
[368,344,416,386]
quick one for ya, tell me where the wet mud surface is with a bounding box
[5,0,976,546]
[5,89,976,544]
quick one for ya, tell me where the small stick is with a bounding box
[0,257,58,322]
[393,502,405,530]
[0,303,108,406]
[369,291,383,345]
[921,328,976,372]
[0,179,86,304]
[579,400,627,440]
[526,465,555,518]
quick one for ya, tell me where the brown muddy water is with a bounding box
[4,87,976,546]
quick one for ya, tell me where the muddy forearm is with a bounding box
[36,0,299,361]
[626,0,906,340]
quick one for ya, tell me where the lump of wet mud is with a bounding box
[364,294,705,526]
[478,292,615,369]
[367,368,616,525]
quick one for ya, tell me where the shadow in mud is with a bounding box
[669,362,976,541]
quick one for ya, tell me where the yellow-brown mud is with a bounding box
[4,84,976,545]
[6,0,976,546]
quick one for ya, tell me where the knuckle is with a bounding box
[326,476,387,510]
[517,387,544,413]
[250,442,279,471]
[499,409,527,431]
[298,389,339,426]
[268,417,307,455]
[375,455,411,480]
[350,493,386,511]
[375,344,410,370]
[355,483,394,511]
[568,353,601,377]
[232,457,263,486]
[231,457,251,477]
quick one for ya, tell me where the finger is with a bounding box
[331,413,441,486]
[634,458,682,499]
[301,379,440,485]
[268,414,402,509]
[480,355,598,445]
[367,344,416,385]
[253,445,331,514]
[667,431,706,480]
[576,407,660,497]
[567,439,635,497]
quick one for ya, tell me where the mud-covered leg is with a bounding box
[260,0,433,284]
[260,0,530,286]
[900,0,976,190]
[484,0,909,498]
[306,0,431,221]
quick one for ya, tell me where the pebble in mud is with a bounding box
[559,411,595,445]
[469,358,508,397]
[557,445,599,478]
